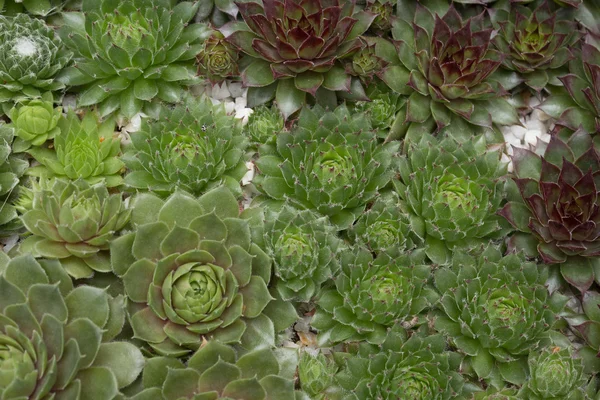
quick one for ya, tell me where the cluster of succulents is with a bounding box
[4,0,600,399]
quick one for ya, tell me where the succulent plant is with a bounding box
[500,128,600,291]
[27,110,124,187]
[376,5,520,132]
[122,96,248,197]
[518,346,586,399]
[348,39,388,85]
[253,105,399,230]
[333,329,464,399]
[433,246,565,386]
[196,30,239,84]
[111,186,297,356]
[58,0,211,118]
[258,205,343,302]
[245,105,284,148]
[492,1,580,92]
[126,340,304,399]
[221,0,376,118]
[551,32,600,134]
[0,0,76,16]
[8,91,61,152]
[312,247,437,345]
[471,387,519,400]
[0,13,71,109]
[349,191,422,256]
[353,83,406,139]
[568,290,600,373]
[394,133,508,264]
[0,124,28,236]
[18,178,131,279]
[0,253,144,399]
[366,0,395,34]
[298,351,338,399]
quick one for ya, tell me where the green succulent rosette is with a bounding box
[27,110,124,187]
[18,178,131,279]
[332,330,464,399]
[0,253,144,399]
[492,1,580,92]
[111,186,297,356]
[0,13,72,110]
[312,247,438,345]
[0,124,28,236]
[196,30,239,84]
[349,191,422,256]
[258,205,343,302]
[245,105,284,149]
[433,246,566,387]
[518,346,586,399]
[8,92,61,152]
[353,83,406,139]
[348,40,389,85]
[122,96,248,197]
[58,0,211,118]
[366,0,395,34]
[298,352,338,400]
[253,105,399,230]
[394,133,509,264]
[374,4,520,133]
[126,340,305,400]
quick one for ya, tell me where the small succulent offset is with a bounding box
[500,129,600,291]
[8,92,61,152]
[111,187,297,356]
[348,40,389,85]
[27,110,124,187]
[492,1,580,92]
[196,30,239,84]
[129,340,304,399]
[353,84,406,139]
[245,105,284,148]
[312,247,438,345]
[259,205,342,302]
[395,134,508,265]
[123,97,248,198]
[366,0,395,34]
[434,247,564,387]
[376,5,520,132]
[254,105,399,230]
[0,253,144,400]
[471,387,519,400]
[18,179,131,279]
[333,330,464,399]
[58,0,210,118]
[349,191,421,256]
[221,0,376,118]
[518,346,586,399]
[553,32,600,134]
[298,352,338,400]
[0,14,72,109]
[0,124,28,236]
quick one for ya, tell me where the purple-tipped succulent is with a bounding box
[221,0,375,118]
[493,1,580,91]
[500,129,600,291]
[376,5,519,131]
